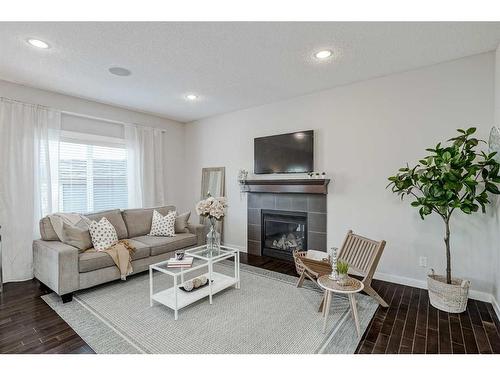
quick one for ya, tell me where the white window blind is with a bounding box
[58,138,128,213]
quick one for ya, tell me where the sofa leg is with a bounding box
[61,293,73,303]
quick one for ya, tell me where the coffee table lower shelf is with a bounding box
[151,272,237,318]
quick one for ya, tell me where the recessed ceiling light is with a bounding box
[314,49,333,60]
[108,67,132,77]
[27,38,49,49]
[185,94,198,101]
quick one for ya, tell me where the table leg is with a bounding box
[208,261,213,304]
[349,294,361,337]
[321,290,327,317]
[174,275,178,321]
[322,291,331,334]
[236,251,240,289]
[149,267,153,307]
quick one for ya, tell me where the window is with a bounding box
[58,134,128,213]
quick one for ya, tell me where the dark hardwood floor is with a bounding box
[1,253,499,354]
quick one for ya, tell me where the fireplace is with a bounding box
[261,209,307,261]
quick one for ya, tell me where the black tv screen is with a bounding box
[254,130,314,174]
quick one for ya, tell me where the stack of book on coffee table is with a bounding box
[167,257,194,268]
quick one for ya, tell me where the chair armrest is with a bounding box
[33,240,79,296]
[187,223,206,246]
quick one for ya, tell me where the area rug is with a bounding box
[42,263,377,354]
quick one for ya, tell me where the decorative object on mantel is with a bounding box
[238,169,249,192]
[196,193,227,255]
[237,169,248,183]
[388,127,500,313]
[307,171,327,179]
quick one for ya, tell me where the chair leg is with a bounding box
[364,285,389,307]
[296,271,306,288]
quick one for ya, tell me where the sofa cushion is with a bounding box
[79,239,150,272]
[89,217,119,251]
[39,216,59,241]
[132,233,197,256]
[175,212,191,233]
[122,205,175,238]
[85,209,128,240]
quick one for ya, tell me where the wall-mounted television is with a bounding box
[254,130,314,174]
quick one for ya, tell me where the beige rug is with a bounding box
[42,263,377,354]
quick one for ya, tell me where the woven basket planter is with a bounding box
[427,271,470,313]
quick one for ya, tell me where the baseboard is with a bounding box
[374,271,495,305]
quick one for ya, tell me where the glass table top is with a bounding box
[151,256,207,275]
[185,245,237,260]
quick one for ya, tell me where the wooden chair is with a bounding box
[335,230,388,307]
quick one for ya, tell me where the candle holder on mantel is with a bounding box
[329,246,339,281]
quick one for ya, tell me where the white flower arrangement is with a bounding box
[196,192,227,221]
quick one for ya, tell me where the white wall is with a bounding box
[184,52,497,300]
[493,46,500,315]
[0,79,186,206]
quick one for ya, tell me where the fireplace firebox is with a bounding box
[261,209,307,261]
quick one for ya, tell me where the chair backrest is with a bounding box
[338,230,386,283]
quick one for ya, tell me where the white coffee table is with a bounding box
[149,245,240,320]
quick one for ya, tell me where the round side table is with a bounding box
[317,275,364,336]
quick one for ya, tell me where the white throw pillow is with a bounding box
[149,210,176,237]
[89,217,119,251]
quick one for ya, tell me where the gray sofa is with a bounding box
[33,205,205,302]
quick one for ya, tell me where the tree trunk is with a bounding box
[444,219,451,284]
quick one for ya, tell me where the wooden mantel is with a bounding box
[242,178,330,194]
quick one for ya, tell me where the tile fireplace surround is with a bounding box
[247,192,327,257]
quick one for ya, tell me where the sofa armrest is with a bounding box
[187,223,206,246]
[33,239,79,296]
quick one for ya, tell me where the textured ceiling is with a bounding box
[1,22,500,122]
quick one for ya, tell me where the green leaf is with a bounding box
[485,182,500,194]
[466,127,477,135]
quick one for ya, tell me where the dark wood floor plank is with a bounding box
[486,304,500,334]
[467,300,483,326]
[462,328,479,354]
[449,315,464,346]
[426,328,439,354]
[452,342,465,354]
[471,323,493,354]
[357,340,375,354]
[402,287,420,342]
[438,313,452,354]
[475,301,493,324]
[483,322,500,354]
[412,334,426,354]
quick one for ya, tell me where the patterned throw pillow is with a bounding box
[149,210,176,237]
[89,217,119,251]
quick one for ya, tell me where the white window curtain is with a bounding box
[0,98,60,282]
[124,124,167,208]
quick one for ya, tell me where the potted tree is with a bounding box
[387,128,500,313]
